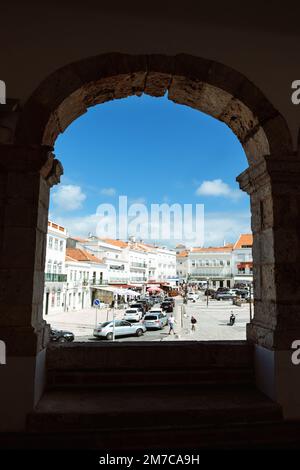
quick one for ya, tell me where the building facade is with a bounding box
[43,221,68,315]
[176,234,253,288]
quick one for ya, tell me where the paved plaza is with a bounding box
[47,293,252,342]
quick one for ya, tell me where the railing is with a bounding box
[88,279,109,286]
[189,267,233,277]
[130,277,147,282]
[45,273,67,282]
[131,262,147,268]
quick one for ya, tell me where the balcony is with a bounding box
[109,277,129,284]
[88,279,109,286]
[45,273,67,282]
[131,262,147,269]
[190,267,232,278]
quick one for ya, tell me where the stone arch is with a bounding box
[2,52,297,352]
[14,53,293,165]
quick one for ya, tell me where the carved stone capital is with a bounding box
[40,152,64,187]
[237,155,300,195]
[0,145,63,186]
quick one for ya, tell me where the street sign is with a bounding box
[93,299,101,307]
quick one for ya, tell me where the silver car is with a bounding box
[93,320,146,340]
[143,311,168,330]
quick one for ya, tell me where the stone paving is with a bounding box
[46,293,252,342]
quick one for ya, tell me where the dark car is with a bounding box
[129,303,146,315]
[235,289,249,298]
[204,289,216,297]
[50,329,74,343]
[136,299,150,312]
[161,301,174,312]
[215,292,234,301]
[164,297,175,306]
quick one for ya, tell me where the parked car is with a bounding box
[228,289,239,296]
[129,303,146,315]
[143,311,168,330]
[216,287,230,293]
[235,289,249,298]
[123,308,143,322]
[136,299,150,311]
[204,289,216,297]
[187,293,199,302]
[161,301,174,312]
[165,297,175,306]
[93,320,146,340]
[50,329,74,343]
[215,292,234,301]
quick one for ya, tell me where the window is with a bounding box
[57,290,61,307]
[70,270,73,281]
[51,290,55,307]
[60,240,64,252]
[53,261,57,274]
[54,238,58,250]
[58,262,62,274]
[227,260,230,266]
[48,237,53,249]
[47,260,52,273]
[220,260,224,266]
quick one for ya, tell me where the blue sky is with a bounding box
[51,94,251,247]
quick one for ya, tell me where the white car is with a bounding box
[187,293,199,302]
[149,308,163,314]
[123,308,142,322]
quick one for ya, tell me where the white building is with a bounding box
[176,249,190,282]
[65,247,108,311]
[75,236,177,288]
[76,237,130,286]
[43,221,68,315]
[188,244,234,289]
[176,234,253,289]
[232,234,253,286]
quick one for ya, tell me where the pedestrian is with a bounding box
[168,314,176,335]
[191,315,197,332]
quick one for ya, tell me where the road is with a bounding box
[47,293,251,342]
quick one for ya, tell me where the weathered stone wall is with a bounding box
[0,145,62,356]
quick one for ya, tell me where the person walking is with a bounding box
[168,314,176,335]
[191,315,197,332]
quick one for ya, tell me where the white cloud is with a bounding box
[53,213,101,238]
[196,179,242,200]
[52,185,86,211]
[100,187,117,197]
[203,211,251,246]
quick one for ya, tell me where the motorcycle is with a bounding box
[229,312,236,326]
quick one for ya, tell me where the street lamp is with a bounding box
[249,282,253,321]
[206,277,209,307]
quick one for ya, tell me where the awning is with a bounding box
[237,262,253,269]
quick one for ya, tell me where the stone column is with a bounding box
[237,155,300,418]
[0,144,62,430]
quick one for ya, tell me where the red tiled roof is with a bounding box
[101,238,128,248]
[191,244,234,253]
[66,247,104,264]
[177,250,189,258]
[234,234,253,249]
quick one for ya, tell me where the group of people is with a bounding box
[167,313,197,335]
